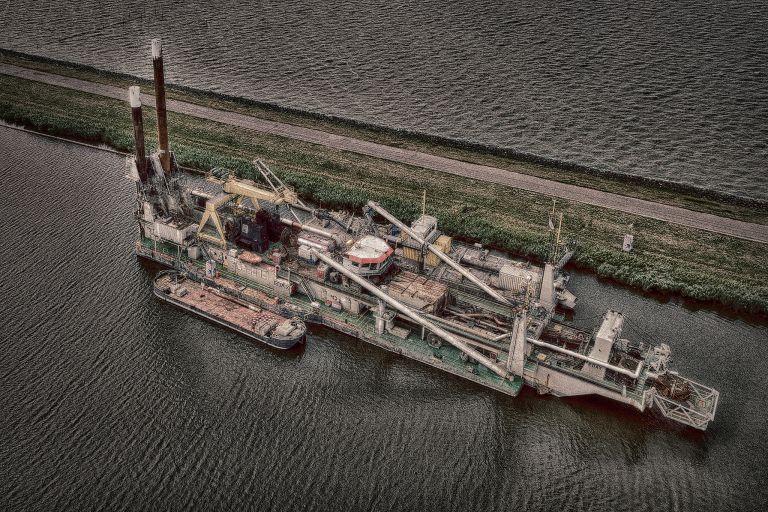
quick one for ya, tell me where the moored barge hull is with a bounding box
[153,272,306,350]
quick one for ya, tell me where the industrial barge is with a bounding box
[154,270,306,349]
[127,39,719,430]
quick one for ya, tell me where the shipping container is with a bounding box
[297,245,317,263]
[410,214,438,240]
[153,220,198,245]
[402,234,452,267]
[402,246,422,263]
[499,264,541,296]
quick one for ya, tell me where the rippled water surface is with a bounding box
[0,127,767,511]
[2,1,767,201]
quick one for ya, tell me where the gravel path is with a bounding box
[3,63,766,244]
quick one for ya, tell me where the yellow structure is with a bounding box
[401,234,452,267]
[197,171,298,248]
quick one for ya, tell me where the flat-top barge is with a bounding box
[125,39,719,430]
[154,270,306,349]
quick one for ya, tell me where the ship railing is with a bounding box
[651,376,719,430]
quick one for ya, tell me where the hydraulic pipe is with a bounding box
[310,248,510,379]
[152,38,171,175]
[128,86,148,181]
[280,218,338,240]
[296,237,329,251]
[527,338,643,379]
[492,331,514,342]
[366,201,512,306]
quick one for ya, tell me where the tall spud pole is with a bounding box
[128,86,148,182]
[151,38,171,175]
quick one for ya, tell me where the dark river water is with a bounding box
[1,126,767,511]
[1,0,767,202]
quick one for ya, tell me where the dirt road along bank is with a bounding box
[2,63,766,244]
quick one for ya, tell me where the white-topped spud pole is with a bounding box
[151,38,171,175]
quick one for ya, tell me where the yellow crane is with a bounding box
[197,166,298,248]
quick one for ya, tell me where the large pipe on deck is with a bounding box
[366,201,513,306]
[151,38,171,175]
[281,217,345,249]
[280,217,336,239]
[128,86,148,181]
[527,338,643,379]
[310,248,510,380]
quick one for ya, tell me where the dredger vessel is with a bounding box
[127,39,719,430]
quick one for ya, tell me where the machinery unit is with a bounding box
[127,38,719,432]
[237,217,269,252]
[342,235,394,277]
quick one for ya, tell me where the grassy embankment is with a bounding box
[2,49,766,223]
[0,59,767,314]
